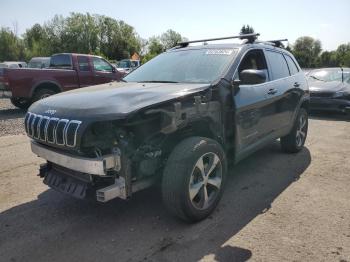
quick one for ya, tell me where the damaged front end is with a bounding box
[28,88,223,203]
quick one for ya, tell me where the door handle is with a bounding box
[267,88,277,95]
[294,82,300,87]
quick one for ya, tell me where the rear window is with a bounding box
[78,56,90,71]
[284,55,299,75]
[50,54,72,69]
[265,51,290,80]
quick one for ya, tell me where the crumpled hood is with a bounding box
[28,82,210,120]
[308,81,345,93]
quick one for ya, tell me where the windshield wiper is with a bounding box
[120,79,127,82]
[137,80,179,83]
[309,75,326,82]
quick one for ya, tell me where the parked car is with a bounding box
[0,61,27,69]
[116,59,140,74]
[25,34,309,222]
[0,53,124,109]
[28,57,51,69]
[308,67,350,114]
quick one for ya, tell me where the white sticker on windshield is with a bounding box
[205,49,233,55]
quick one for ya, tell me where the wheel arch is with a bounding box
[30,81,62,97]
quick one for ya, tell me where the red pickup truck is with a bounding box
[0,53,124,109]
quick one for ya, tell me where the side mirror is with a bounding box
[112,66,116,73]
[240,69,266,85]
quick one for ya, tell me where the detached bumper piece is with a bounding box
[34,142,156,202]
[42,164,89,199]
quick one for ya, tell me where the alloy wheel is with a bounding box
[296,113,307,147]
[188,152,222,210]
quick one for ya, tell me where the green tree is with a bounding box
[319,51,338,67]
[0,27,25,61]
[240,25,255,34]
[293,36,322,68]
[335,43,350,67]
[160,29,183,49]
[21,13,142,61]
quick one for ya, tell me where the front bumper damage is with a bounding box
[31,142,121,176]
[32,142,154,202]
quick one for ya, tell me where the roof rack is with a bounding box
[176,33,260,48]
[256,39,288,48]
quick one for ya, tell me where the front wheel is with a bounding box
[281,108,308,153]
[162,137,227,222]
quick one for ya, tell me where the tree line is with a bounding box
[0,12,186,63]
[0,16,349,68]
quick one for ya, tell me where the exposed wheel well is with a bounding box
[33,82,61,97]
[162,119,221,156]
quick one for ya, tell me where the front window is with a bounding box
[93,57,113,72]
[308,69,343,82]
[124,48,237,83]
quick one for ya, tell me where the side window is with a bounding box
[93,57,112,72]
[265,51,290,80]
[236,49,269,82]
[284,55,299,75]
[50,54,72,69]
[78,56,90,71]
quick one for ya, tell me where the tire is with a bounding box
[281,108,308,153]
[33,88,56,103]
[162,136,227,222]
[10,97,30,110]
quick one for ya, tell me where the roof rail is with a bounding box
[176,33,260,48]
[256,39,288,48]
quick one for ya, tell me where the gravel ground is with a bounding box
[0,100,350,262]
[0,98,26,136]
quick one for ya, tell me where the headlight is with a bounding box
[333,91,349,98]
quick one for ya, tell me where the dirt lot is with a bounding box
[0,98,349,262]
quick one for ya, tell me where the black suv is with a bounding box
[25,34,309,222]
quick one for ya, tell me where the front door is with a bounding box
[92,57,117,85]
[233,49,280,153]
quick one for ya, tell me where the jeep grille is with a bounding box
[25,112,81,147]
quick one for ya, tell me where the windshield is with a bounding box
[308,69,343,82]
[124,48,237,83]
[118,61,131,68]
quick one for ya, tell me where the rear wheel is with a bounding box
[10,97,30,110]
[33,88,56,103]
[162,137,227,222]
[281,108,308,153]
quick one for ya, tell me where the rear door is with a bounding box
[92,57,117,85]
[233,49,279,152]
[283,53,305,122]
[264,50,297,129]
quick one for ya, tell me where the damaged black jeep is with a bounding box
[25,34,309,222]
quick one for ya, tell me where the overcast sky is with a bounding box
[1,0,349,51]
